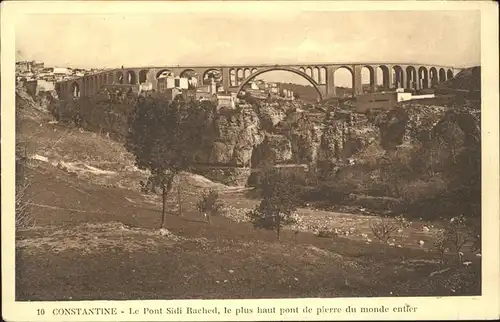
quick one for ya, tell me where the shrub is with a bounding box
[369,217,399,243]
[439,266,481,295]
[435,214,476,266]
[394,214,411,228]
[196,189,225,224]
[316,226,337,238]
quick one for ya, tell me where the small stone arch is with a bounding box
[418,67,429,89]
[429,67,438,87]
[115,71,124,84]
[447,69,454,80]
[71,82,80,98]
[179,69,199,89]
[180,69,198,79]
[392,65,405,88]
[333,66,354,96]
[127,70,137,85]
[89,77,95,93]
[306,67,312,78]
[319,67,327,85]
[313,67,320,83]
[156,69,174,79]
[237,69,244,85]
[139,69,149,84]
[202,69,222,85]
[439,68,446,82]
[230,69,237,86]
[377,65,390,89]
[406,66,418,89]
[361,65,375,92]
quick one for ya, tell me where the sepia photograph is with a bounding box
[2,1,499,321]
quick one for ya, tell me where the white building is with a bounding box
[139,83,153,93]
[196,79,217,96]
[164,76,189,90]
[249,81,260,90]
[216,92,238,109]
[356,91,437,113]
[397,92,435,102]
[53,67,71,76]
[37,79,55,92]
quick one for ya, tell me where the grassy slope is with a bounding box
[15,106,481,301]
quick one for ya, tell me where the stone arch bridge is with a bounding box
[56,63,460,101]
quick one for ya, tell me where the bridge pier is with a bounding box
[371,66,378,92]
[386,65,394,90]
[325,66,336,98]
[396,67,406,89]
[353,65,363,96]
[221,67,230,91]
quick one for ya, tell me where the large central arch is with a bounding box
[236,66,324,100]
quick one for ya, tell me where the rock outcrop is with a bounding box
[188,102,383,185]
[200,105,265,167]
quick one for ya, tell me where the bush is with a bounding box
[316,226,337,238]
[196,189,225,224]
[439,266,481,295]
[369,217,399,243]
[435,214,477,266]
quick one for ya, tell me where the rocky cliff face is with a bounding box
[378,102,480,149]
[193,97,480,186]
[192,102,379,184]
[194,106,265,167]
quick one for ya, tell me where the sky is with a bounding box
[15,10,481,86]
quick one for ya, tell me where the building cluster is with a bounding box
[16,60,106,96]
[241,79,295,100]
[152,74,238,109]
[18,60,294,108]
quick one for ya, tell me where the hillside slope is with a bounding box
[438,66,481,92]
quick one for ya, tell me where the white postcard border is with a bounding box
[2,1,499,321]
